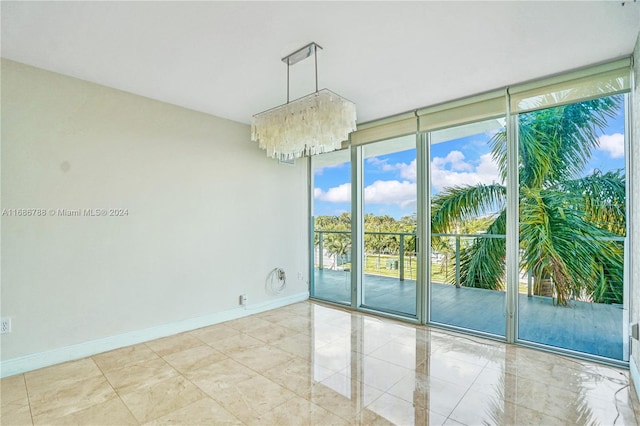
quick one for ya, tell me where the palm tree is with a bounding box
[315,213,352,270]
[326,234,351,269]
[431,95,625,305]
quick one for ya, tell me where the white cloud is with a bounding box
[315,180,416,210]
[364,180,416,208]
[431,152,500,192]
[316,150,500,207]
[597,133,624,159]
[367,157,417,182]
[432,150,473,172]
[314,163,346,176]
[397,159,416,181]
[477,153,501,180]
[314,183,351,203]
[366,157,399,173]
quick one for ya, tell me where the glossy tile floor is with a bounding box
[315,269,624,359]
[2,301,639,425]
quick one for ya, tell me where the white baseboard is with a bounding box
[0,291,308,378]
[631,356,640,401]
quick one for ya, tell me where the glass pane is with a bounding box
[517,94,627,360]
[361,135,417,316]
[429,118,507,337]
[312,149,352,305]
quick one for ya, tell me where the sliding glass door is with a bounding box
[428,119,507,337]
[360,136,417,317]
[309,59,631,364]
[311,149,352,305]
[516,94,628,361]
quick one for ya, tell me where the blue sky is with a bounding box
[314,99,626,219]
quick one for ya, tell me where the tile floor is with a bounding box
[1,301,639,425]
[314,269,624,359]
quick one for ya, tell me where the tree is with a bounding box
[364,214,396,270]
[399,214,417,279]
[315,213,351,269]
[431,95,625,305]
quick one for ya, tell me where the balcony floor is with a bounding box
[312,269,624,360]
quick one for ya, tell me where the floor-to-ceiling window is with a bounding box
[361,136,417,317]
[310,58,632,364]
[515,93,628,360]
[428,118,507,337]
[311,149,352,305]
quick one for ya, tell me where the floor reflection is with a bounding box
[308,302,638,425]
[3,301,637,425]
[314,268,624,359]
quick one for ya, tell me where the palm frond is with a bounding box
[519,187,623,305]
[458,210,507,289]
[517,97,621,187]
[557,169,626,235]
[431,184,506,233]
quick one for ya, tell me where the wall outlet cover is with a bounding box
[1,318,11,334]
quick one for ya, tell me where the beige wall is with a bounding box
[0,60,309,366]
[631,33,640,395]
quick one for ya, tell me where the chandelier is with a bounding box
[251,42,357,161]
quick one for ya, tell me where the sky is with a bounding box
[314,98,626,219]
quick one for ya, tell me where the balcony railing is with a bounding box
[314,230,504,284]
[315,230,416,281]
[315,230,623,301]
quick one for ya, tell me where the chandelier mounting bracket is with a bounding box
[281,42,323,103]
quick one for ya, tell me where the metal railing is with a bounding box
[431,232,505,288]
[315,230,623,300]
[315,230,416,281]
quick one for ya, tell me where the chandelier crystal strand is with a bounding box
[251,89,357,161]
[251,42,357,161]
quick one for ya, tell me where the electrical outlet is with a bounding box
[1,317,11,334]
[239,294,247,306]
[298,272,304,280]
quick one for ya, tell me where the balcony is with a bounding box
[313,230,625,360]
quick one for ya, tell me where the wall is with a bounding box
[0,60,309,376]
[631,33,640,399]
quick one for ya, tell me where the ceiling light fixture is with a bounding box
[251,42,357,161]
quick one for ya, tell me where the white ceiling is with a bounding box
[2,1,639,125]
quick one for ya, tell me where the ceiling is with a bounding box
[2,1,639,126]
